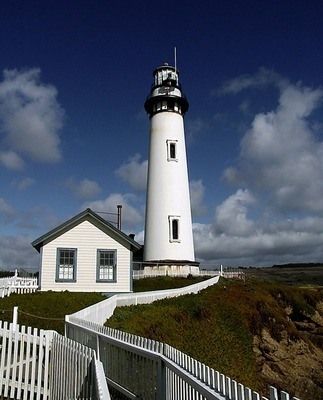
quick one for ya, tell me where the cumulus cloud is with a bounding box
[186,118,207,143]
[11,177,35,191]
[0,150,24,170]
[189,179,206,217]
[195,71,323,266]
[115,154,148,191]
[194,215,323,267]
[213,189,255,236]
[217,67,287,95]
[0,235,39,270]
[134,230,145,244]
[66,178,101,199]
[225,82,323,213]
[0,68,64,166]
[85,193,143,229]
[0,198,15,222]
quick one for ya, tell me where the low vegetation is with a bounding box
[106,277,323,399]
[1,272,322,398]
[0,291,105,334]
[0,275,204,334]
[133,275,207,292]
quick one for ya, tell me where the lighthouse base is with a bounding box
[142,260,200,278]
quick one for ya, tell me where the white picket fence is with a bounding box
[0,271,38,298]
[66,317,300,400]
[66,276,300,400]
[133,265,245,280]
[133,269,220,279]
[0,320,110,399]
[68,275,220,324]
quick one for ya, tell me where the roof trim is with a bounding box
[31,208,142,253]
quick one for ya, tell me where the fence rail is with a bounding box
[68,275,220,324]
[132,264,245,280]
[133,269,220,279]
[0,271,38,298]
[66,276,300,400]
[66,317,300,400]
[0,320,110,399]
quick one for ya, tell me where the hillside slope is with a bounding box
[106,279,323,400]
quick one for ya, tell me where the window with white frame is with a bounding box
[97,250,116,282]
[169,216,180,242]
[167,140,178,161]
[56,248,77,282]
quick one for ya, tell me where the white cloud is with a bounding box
[66,178,101,199]
[189,179,206,217]
[0,150,24,170]
[213,189,255,236]
[0,235,39,270]
[186,118,207,142]
[193,215,323,267]
[11,177,35,190]
[0,68,64,165]
[115,154,148,191]
[134,230,144,244]
[0,198,15,221]
[217,67,286,95]
[225,82,323,213]
[85,193,143,230]
[196,71,323,266]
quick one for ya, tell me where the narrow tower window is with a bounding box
[169,216,180,242]
[172,219,179,240]
[167,140,178,161]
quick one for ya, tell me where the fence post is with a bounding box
[157,357,166,400]
[12,306,18,331]
[96,333,100,361]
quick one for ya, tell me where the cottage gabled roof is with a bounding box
[32,208,142,253]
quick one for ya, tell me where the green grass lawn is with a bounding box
[0,276,206,334]
[133,275,207,292]
[0,291,105,334]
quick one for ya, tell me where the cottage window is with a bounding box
[97,250,117,282]
[169,216,180,242]
[56,248,77,282]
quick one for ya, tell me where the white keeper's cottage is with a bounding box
[32,208,141,292]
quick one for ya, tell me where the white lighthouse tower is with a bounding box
[143,63,199,275]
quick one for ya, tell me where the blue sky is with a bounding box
[1,0,323,269]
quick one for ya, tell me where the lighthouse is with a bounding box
[143,63,199,275]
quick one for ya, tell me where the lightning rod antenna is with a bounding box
[174,46,177,72]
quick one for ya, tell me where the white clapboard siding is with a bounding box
[40,219,131,292]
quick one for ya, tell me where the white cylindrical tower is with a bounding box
[144,63,196,266]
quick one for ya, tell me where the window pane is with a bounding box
[58,249,75,281]
[170,143,176,159]
[98,250,115,281]
[172,219,179,240]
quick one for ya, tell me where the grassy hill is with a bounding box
[106,277,323,399]
[0,276,205,334]
[0,291,105,333]
[1,274,322,398]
